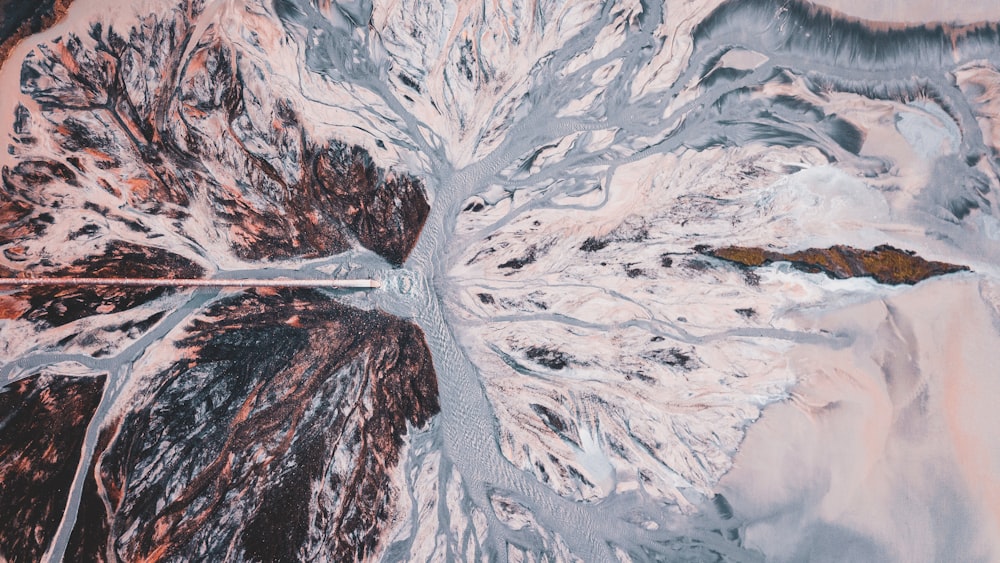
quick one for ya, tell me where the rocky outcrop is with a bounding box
[67,290,439,561]
[11,13,429,265]
[705,244,970,285]
[0,372,106,562]
[0,3,439,560]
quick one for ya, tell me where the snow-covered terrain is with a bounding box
[1,0,999,561]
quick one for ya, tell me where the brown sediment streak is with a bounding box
[74,290,439,561]
[0,372,106,562]
[0,0,74,71]
[705,244,970,285]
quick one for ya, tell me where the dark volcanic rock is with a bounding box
[706,244,970,285]
[0,0,73,69]
[526,346,569,370]
[12,14,429,265]
[4,5,439,560]
[0,372,106,562]
[0,240,205,327]
[579,237,609,252]
[70,289,439,561]
[313,143,431,265]
[0,192,39,246]
[499,246,538,270]
[65,424,117,563]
